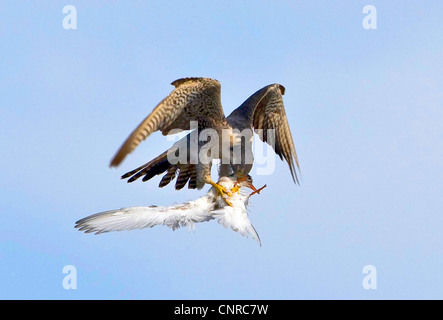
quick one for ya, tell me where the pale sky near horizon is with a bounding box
[1,1,443,299]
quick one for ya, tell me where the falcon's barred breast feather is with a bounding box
[109,77,300,198]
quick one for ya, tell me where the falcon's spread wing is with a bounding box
[228,84,300,184]
[110,77,226,167]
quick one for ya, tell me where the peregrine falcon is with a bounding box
[109,77,300,200]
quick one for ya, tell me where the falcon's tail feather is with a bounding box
[121,150,198,190]
[121,151,170,183]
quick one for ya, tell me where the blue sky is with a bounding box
[1,0,442,299]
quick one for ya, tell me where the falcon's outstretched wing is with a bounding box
[228,84,300,184]
[110,77,226,167]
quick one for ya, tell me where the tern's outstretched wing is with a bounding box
[74,196,216,234]
[110,77,226,167]
[228,84,300,184]
[75,177,261,245]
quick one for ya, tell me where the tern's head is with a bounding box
[235,174,257,191]
[217,174,262,195]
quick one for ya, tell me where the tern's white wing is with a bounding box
[75,194,216,234]
[212,190,261,246]
[76,177,262,245]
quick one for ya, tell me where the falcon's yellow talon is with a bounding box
[210,181,231,197]
[231,185,240,194]
[208,180,235,206]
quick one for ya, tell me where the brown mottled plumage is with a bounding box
[110,78,225,167]
[110,77,300,192]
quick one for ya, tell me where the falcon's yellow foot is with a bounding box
[209,181,232,198]
[208,180,233,207]
[224,198,233,207]
[231,184,241,194]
